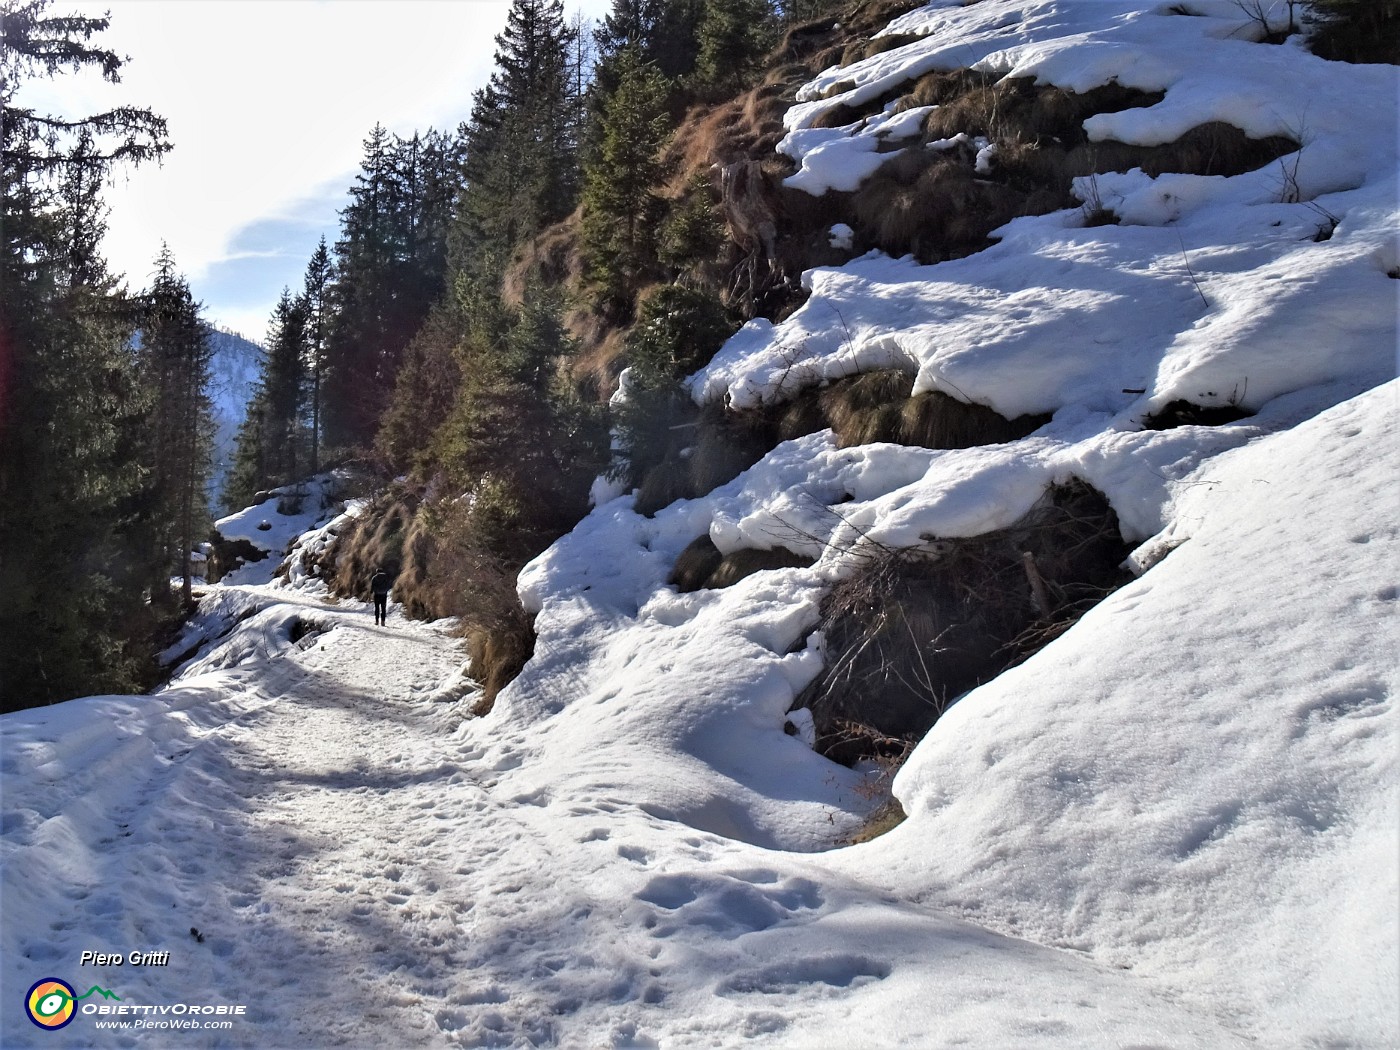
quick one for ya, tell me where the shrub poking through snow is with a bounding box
[1143,399,1254,431]
[798,479,1129,766]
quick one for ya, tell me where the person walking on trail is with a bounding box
[370,568,392,626]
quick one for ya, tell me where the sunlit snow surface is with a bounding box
[3,2,1397,1046]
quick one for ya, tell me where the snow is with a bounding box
[3,2,1398,1047]
[695,162,1395,419]
[779,120,904,195]
[874,382,1400,1045]
[827,222,854,250]
[214,473,352,586]
[4,384,1394,1047]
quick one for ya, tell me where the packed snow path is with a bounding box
[3,585,1266,1048]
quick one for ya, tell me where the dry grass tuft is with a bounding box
[464,610,535,716]
[1142,399,1253,430]
[820,368,913,446]
[316,490,418,602]
[844,31,925,65]
[898,390,1048,448]
[776,390,829,441]
[665,76,798,187]
[669,534,725,591]
[634,401,778,516]
[635,369,1049,518]
[815,369,1049,449]
[503,210,585,309]
[705,545,814,588]
[846,797,908,844]
[567,324,629,403]
[669,533,813,591]
[634,461,698,518]
[797,479,1129,765]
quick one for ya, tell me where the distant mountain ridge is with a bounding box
[205,325,263,506]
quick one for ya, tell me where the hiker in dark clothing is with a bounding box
[370,568,392,626]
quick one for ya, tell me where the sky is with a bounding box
[19,0,612,342]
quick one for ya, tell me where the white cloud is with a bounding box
[18,0,611,329]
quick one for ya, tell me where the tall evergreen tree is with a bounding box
[323,124,393,448]
[592,0,701,87]
[225,289,309,509]
[301,237,332,475]
[224,387,270,514]
[262,287,309,485]
[139,246,214,608]
[581,46,671,317]
[566,10,596,170]
[323,126,462,449]
[429,283,606,551]
[691,0,777,96]
[451,0,580,284]
[0,0,172,707]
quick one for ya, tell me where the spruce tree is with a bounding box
[323,126,461,449]
[262,288,309,487]
[691,0,777,97]
[581,46,671,317]
[140,246,214,608]
[324,124,394,448]
[593,0,701,88]
[452,0,580,284]
[375,301,464,474]
[302,237,332,475]
[224,389,270,514]
[0,0,171,707]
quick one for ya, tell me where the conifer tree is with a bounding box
[223,390,270,514]
[452,0,580,284]
[261,287,309,486]
[301,237,332,475]
[0,0,172,706]
[429,284,606,552]
[375,301,464,474]
[592,0,701,87]
[691,0,777,96]
[226,286,318,508]
[581,46,671,317]
[323,126,462,449]
[323,124,394,447]
[139,246,214,608]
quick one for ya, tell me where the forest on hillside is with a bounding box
[1,0,1393,712]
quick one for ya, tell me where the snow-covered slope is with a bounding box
[488,0,1399,1043]
[213,473,353,586]
[1,3,1395,1047]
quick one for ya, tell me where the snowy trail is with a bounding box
[5,593,496,1046]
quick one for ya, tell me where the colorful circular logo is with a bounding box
[25,978,77,1030]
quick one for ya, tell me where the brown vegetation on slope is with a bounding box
[796,479,1130,766]
[633,368,1048,516]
